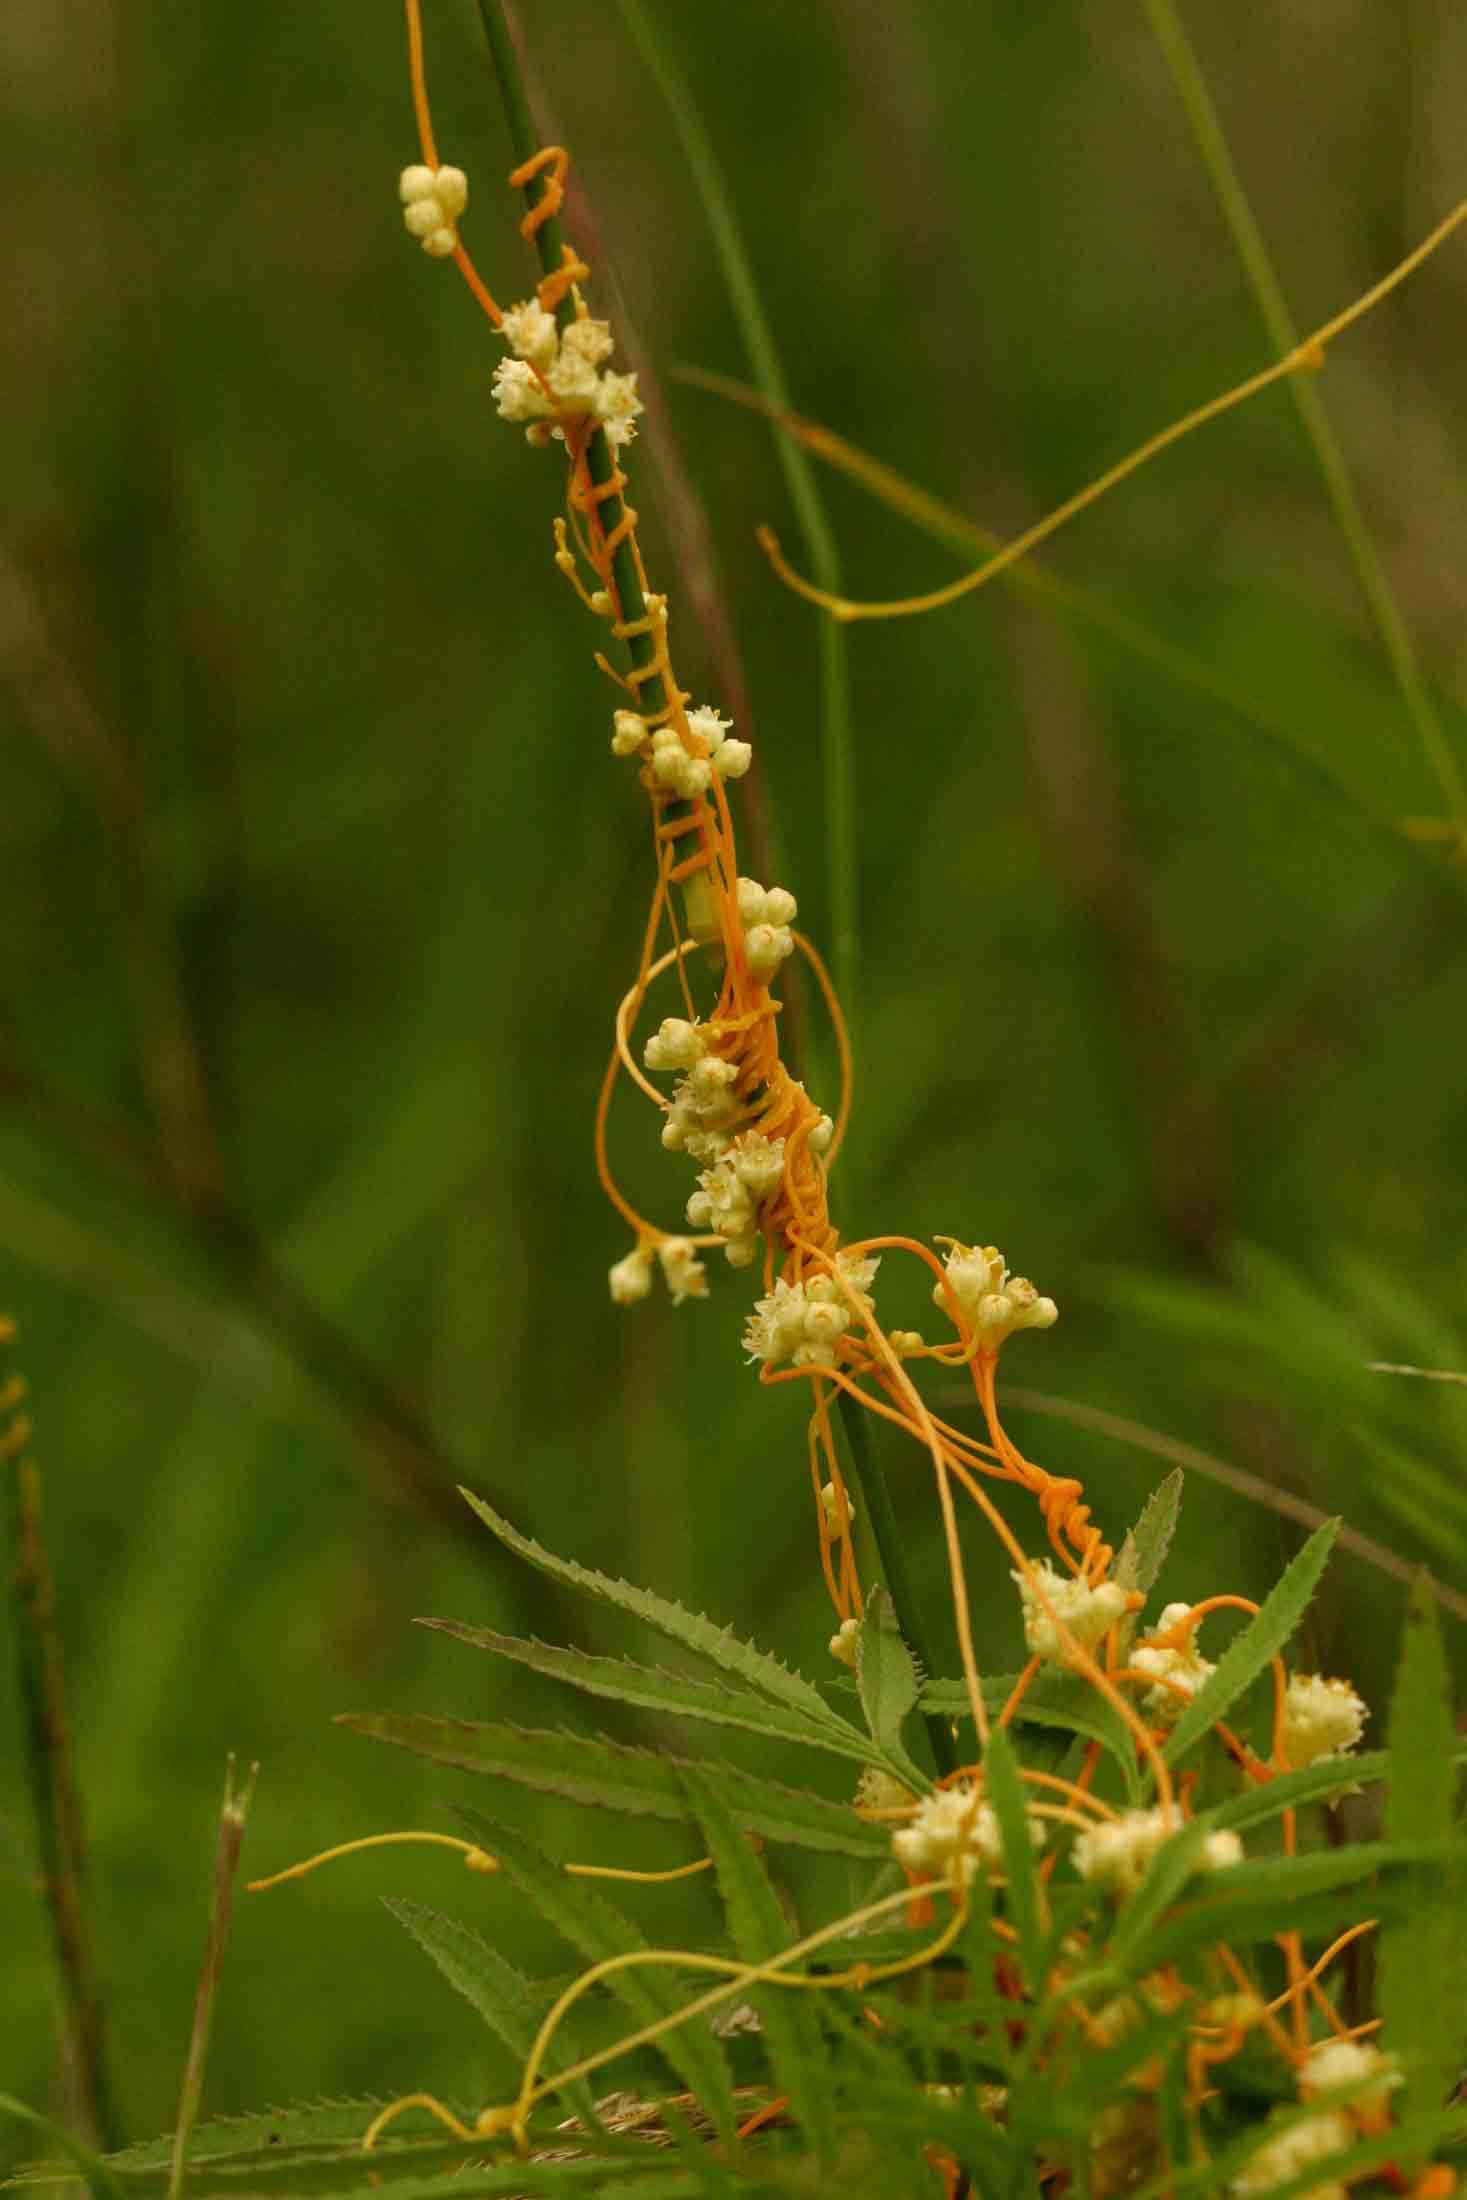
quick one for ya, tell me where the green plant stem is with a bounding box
[1142,0,1467,826]
[836,1390,956,1777]
[3,1323,119,2151]
[612,0,859,1061]
[475,0,663,716]
[168,1756,257,2200]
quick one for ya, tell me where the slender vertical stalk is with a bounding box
[3,1320,118,2150]
[167,1756,258,2200]
[610,0,860,1045]
[1141,0,1467,826]
[836,1392,957,1776]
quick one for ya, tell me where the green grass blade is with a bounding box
[1162,1520,1339,1765]
[981,1724,1044,1992]
[1141,0,1467,825]
[676,1764,838,2163]
[612,0,858,1022]
[1380,1575,1462,2147]
[1114,1470,1184,1600]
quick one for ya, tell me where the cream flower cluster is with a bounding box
[686,1132,786,1269]
[491,302,643,448]
[399,163,468,258]
[606,1237,708,1306]
[891,1782,1046,1887]
[1279,1674,1368,1770]
[1014,1558,1129,1664]
[1231,2108,1354,2199]
[1303,2038,1397,2110]
[735,877,797,982]
[611,703,752,793]
[660,1051,743,1163]
[743,1252,880,1369]
[1130,1603,1217,1725]
[932,1242,1058,1346]
[1072,1807,1242,1898]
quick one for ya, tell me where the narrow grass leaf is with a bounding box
[677,1764,838,2164]
[981,1724,1044,1992]
[459,1493,842,1726]
[1162,1521,1339,1766]
[1380,1574,1462,2140]
[1137,1839,1463,1968]
[339,1713,886,1859]
[854,1587,927,1790]
[420,1620,875,1764]
[453,1808,737,2147]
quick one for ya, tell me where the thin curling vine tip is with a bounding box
[756,199,1467,627]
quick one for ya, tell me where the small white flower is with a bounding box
[1014,1558,1128,1664]
[735,877,767,926]
[745,922,794,980]
[546,344,602,407]
[610,709,647,757]
[1280,1675,1368,1771]
[608,1244,654,1305]
[644,1017,706,1072]
[686,706,732,753]
[1231,2109,1354,2198]
[399,165,437,204]
[1130,1603,1216,1725]
[657,1237,708,1306]
[561,315,614,366]
[829,1617,860,1668]
[722,1233,758,1269]
[808,1113,835,1155]
[432,165,468,217]
[888,1329,926,1355]
[729,1132,785,1202]
[500,298,558,368]
[1303,2038,1398,2110]
[1071,1806,1242,1898]
[820,1479,851,1532]
[891,1781,1045,1887]
[712,738,752,780]
[492,357,553,425]
[594,370,643,445]
[762,886,798,927]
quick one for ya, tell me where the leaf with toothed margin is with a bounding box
[339,1714,887,1859]
[459,1490,844,1728]
[854,1587,928,1791]
[417,1619,876,1765]
[1161,1520,1338,1766]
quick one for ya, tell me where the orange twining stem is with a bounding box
[508,145,569,239]
[402,0,504,328]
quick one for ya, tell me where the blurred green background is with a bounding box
[3,0,1465,2156]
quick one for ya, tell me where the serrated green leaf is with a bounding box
[340,1715,885,1859]
[1208,1749,1388,1831]
[384,1902,598,2125]
[920,1670,1144,1804]
[854,1588,927,1790]
[676,1765,838,2164]
[1134,1839,1463,1969]
[458,1492,839,1726]
[982,1724,1044,1992]
[1162,1520,1339,1766]
[1114,1470,1184,1599]
[1381,1574,1462,2145]
[0,2096,125,2200]
[418,1619,874,1765]
[65,2103,392,2177]
[453,1807,737,2147]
